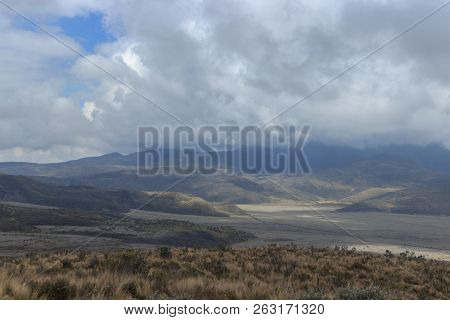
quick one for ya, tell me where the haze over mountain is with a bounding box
[2,142,450,175]
[1,143,450,215]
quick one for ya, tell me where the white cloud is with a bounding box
[81,101,100,121]
[116,44,149,78]
[1,0,450,162]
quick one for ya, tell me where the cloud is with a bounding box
[81,101,100,121]
[118,45,149,78]
[1,0,450,162]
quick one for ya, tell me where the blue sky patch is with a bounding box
[57,12,114,53]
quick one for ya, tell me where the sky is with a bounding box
[0,0,450,162]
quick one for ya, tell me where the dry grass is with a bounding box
[0,246,448,300]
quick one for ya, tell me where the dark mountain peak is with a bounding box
[63,152,125,166]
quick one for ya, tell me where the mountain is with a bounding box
[1,143,450,214]
[313,155,442,189]
[32,171,297,204]
[2,143,450,177]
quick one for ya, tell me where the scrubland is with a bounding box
[0,245,448,300]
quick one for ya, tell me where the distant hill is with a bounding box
[0,174,146,212]
[1,143,450,213]
[0,174,236,216]
[316,154,441,187]
[34,171,297,204]
[2,143,450,176]
[142,192,242,217]
[337,187,450,216]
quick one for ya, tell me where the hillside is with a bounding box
[34,171,296,204]
[0,174,239,217]
[2,143,450,214]
[0,174,147,212]
[0,246,448,299]
[337,187,450,216]
[142,192,243,217]
[0,202,254,254]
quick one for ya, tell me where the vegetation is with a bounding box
[338,187,450,216]
[0,246,448,299]
[0,174,146,212]
[0,203,254,251]
[0,174,243,216]
[142,192,242,216]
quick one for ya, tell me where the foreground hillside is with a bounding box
[0,203,254,255]
[1,246,448,299]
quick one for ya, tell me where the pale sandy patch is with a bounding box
[352,244,450,261]
[237,204,342,212]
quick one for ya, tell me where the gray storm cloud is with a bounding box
[0,0,450,162]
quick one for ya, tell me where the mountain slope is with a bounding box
[2,143,450,177]
[142,192,242,217]
[0,174,237,216]
[337,186,450,215]
[0,202,255,250]
[0,174,146,212]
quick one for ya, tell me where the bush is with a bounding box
[37,279,76,300]
[87,255,99,269]
[298,290,324,300]
[122,281,138,298]
[78,282,95,299]
[338,286,385,300]
[107,251,150,274]
[203,258,228,277]
[159,247,172,259]
[61,259,72,269]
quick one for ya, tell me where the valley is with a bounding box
[0,143,450,260]
[132,203,450,261]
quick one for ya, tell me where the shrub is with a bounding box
[338,286,385,300]
[122,281,138,298]
[107,251,150,274]
[298,290,324,300]
[78,282,95,299]
[37,279,76,300]
[159,247,172,259]
[384,250,394,258]
[77,251,87,261]
[87,255,100,269]
[61,259,72,269]
[203,258,229,277]
[150,270,169,296]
